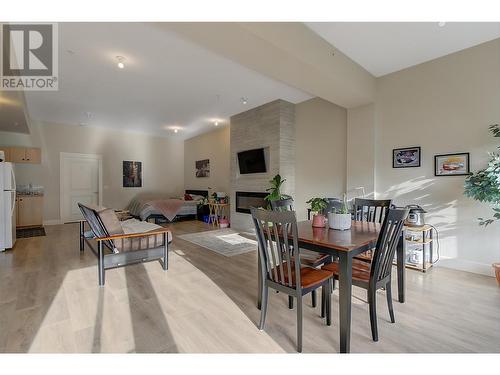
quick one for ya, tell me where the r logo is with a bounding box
[2,24,53,76]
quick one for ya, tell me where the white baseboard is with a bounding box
[43,219,62,226]
[437,257,495,277]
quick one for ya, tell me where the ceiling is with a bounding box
[22,23,311,139]
[306,22,500,77]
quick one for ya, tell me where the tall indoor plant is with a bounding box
[264,174,290,206]
[464,124,500,284]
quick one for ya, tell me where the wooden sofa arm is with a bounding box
[96,228,171,242]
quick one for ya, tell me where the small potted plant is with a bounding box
[307,197,327,227]
[328,194,351,230]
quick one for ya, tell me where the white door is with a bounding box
[60,153,102,223]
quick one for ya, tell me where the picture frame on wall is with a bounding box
[195,159,210,178]
[123,161,142,187]
[434,153,470,176]
[393,146,421,168]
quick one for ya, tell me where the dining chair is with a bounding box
[352,198,393,263]
[322,207,409,341]
[270,197,332,309]
[251,207,333,352]
[324,197,344,215]
[353,198,392,223]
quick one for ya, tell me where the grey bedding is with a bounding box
[127,194,201,221]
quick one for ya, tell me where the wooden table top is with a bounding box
[296,220,381,252]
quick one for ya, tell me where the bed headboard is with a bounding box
[185,189,209,198]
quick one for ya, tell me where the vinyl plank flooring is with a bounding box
[0,220,499,353]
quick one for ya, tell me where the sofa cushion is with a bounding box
[97,208,124,236]
[114,218,172,252]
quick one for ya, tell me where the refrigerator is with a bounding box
[0,162,16,251]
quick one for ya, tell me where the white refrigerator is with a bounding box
[0,162,16,251]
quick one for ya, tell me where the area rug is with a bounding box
[178,228,257,257]
[16,227,46,238]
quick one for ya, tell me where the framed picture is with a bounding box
[195,159,210,178]
[393,146,421,168]
[123,161,142,187]
[434,153,470,176]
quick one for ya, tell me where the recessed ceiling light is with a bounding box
[116,56,126,69]
[174,129,178,133]
[241,97,248,105]
[214,121,219,126]
[438,22,446,27]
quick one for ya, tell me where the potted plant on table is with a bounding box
[306,197,327,227]
[327,193,352,231]
[464,124,500,285]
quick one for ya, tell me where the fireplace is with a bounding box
[235,191,268,214]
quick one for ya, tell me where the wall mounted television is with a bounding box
[237,148,267,174]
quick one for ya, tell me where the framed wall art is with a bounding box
[123,161,142,187]
[434,153,470,176]
[393,146,421,168]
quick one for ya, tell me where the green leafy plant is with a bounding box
[464,124,500,226]
[306,197,327,214]
[334,193,350,214]
[265,174,289,203]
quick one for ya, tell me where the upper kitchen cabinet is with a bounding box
[7,147,41,164]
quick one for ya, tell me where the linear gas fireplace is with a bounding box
[235,191,268,214]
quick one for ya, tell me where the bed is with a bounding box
[127,189,209,224]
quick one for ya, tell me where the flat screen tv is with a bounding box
[237,148,266,174]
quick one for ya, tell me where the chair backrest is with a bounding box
[370,207,409,284]
[324,198,343,214]
[78,203,114,250]
[270,197,294,212]
[353,198,392,223]
[251,207,302,291]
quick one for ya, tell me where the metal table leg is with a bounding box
[338,251,353,353]
[396,232,406,303]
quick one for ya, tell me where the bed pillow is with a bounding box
[184,193,193,201]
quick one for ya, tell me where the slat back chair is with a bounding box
[322,207,408,342]
[270,197,331,309]
[353,198,392,223]
[370,208,409,288]
[323,198,343,215]
[251,207,332,352]
[269,197,294,212]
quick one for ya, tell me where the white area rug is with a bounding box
[178,228,257,257]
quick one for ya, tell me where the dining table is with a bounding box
[257,219,406,353]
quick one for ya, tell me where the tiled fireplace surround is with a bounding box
[230,99,296,230]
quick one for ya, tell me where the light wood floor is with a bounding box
[0,220,499,353]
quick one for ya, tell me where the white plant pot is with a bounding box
[328,213,351,230]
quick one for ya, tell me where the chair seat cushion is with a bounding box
[322,259,371,282]
[271,262,332,289]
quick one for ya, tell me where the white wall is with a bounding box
[184,126,230,194]
[295,97,347,219]
[374,38,500,275]
[0,120,184,222]
[347,103,375,197]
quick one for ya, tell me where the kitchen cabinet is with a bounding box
[6,147,41,164]
[0,147,12,162]
[16,195,43,227]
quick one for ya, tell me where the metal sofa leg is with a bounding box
[98,241,105,286]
